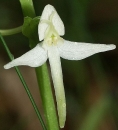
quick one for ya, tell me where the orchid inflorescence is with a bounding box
[4,4,116,128]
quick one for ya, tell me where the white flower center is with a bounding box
[41,12,62,45]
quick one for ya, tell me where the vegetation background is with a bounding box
[0,0,118,130]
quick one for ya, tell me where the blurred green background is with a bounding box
[0,0,118,130]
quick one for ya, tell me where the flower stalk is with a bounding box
[35,65,59,130]
[0,26,22,36]
[19,0,60,130]
[19,0,36,18]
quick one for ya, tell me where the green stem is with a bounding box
[36,65,59,130]
[19,0,59,129]
[0,34,47,130]
[0,26,22,36]
[19,0,36,18]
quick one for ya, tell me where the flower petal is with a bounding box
[4,44,47,69]
[58,40,116,60]
[52,10,65,36]
[38,22,48,41]
[38,4,64,41]
[47,45,66,128]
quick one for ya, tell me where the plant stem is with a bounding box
[0,34,47,130]
[19,0,59,129]
[36,64,59,130]
[19,0,36,18]
[0,26,22,36]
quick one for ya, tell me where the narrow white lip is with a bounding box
[47,45,66,128]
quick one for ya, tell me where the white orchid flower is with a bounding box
[4,4,116,128]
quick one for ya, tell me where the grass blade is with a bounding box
[0,34,47,130]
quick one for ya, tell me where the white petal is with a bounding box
[58,40,116,60]
[52,9,65,36]
[38,4,64,41]
[38,23,48,41]
[4,44,47,69]
[48,45,66,128]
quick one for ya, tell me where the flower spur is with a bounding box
[4,4,116,128]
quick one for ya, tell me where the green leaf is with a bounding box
[22,16,40,47]
[22,17,32,37]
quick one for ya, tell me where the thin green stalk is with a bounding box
[19,0,36,18]
[19,0,60,129]
[36,65,59,130]
[0,34,47,130]
[0,26,22,36]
